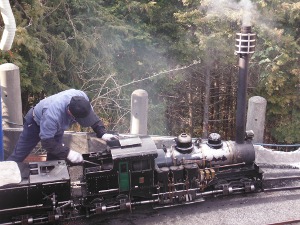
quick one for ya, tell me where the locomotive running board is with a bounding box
[152,197,205,210]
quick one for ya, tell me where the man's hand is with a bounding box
[102,133,119,141]
[67,150,83,163]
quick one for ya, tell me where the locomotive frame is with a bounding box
[0,133,263,224]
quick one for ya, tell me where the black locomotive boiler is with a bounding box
[0,132,263,224]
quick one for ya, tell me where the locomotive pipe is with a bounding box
[152,185,254,200]
[131,199,159,206]
[98,188,119,194]
[0,0,16,51]
[90,199,160,216]
[0,216,51,225]
[83,160,101,166]
[235,26,256,144]
[197,186,254,197]
[0,204,43,213]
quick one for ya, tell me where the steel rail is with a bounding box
[267,219,300,225]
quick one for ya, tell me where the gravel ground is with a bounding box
[64,188,300,225]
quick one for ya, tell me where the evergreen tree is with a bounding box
[0,0,298,143]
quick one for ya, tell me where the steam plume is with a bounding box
[201,0,257,26]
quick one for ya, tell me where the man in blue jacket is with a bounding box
[6,89,117,163]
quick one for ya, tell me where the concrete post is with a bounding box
[246,96,267,143]
[0,87,2,160]
[130,89,148,135]
[0,63,23,128]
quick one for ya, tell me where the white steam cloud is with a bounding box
[201,0,257,26]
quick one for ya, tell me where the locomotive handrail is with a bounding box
[98,188,119,194]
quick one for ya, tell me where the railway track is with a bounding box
[263,175,300,192]
[268,220,300,225]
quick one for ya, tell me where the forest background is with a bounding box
[0,0,299,144]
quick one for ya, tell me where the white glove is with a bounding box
[67,150,83,163]
[102,133,119,141]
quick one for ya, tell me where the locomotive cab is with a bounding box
[111,136,158,197]
[82,135,158,208]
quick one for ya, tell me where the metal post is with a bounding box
[236,54,249,143]
[235,26,256,144]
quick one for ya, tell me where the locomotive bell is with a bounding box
[207,133,223,149]
[175,133,193,153]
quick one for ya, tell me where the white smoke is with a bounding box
[201,0,257,26]
[240,0,255,26]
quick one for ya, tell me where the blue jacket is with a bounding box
[33,89,105,159]
[33,89,87,140]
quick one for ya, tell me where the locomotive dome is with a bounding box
[207,133,223,149]
[175,133,193,153]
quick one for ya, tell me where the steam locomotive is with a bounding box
[0,132,263,224]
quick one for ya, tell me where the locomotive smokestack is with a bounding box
[235,26,256,144]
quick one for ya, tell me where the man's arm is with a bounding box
[41,138,69,159]
[91,120,106,138]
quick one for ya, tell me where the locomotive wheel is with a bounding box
[116,194,129,200]
[213,179,229,189]
[90,198,104,204]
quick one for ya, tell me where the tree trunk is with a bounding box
[202,67,211,138]
[188,74,194,136]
